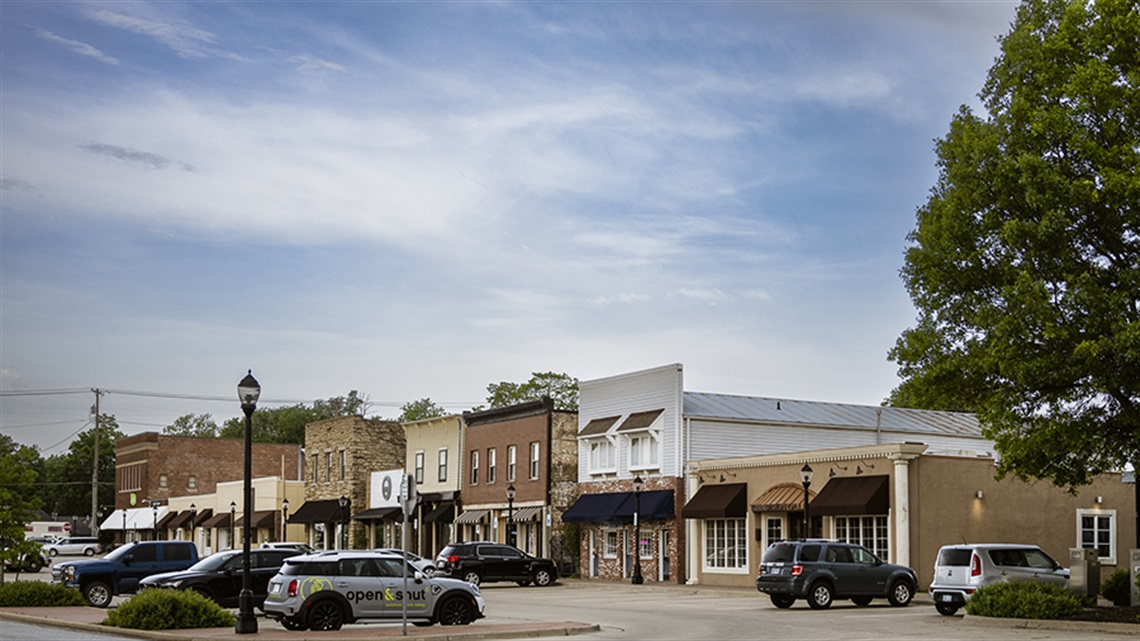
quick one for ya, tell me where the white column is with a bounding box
[890,456,912,567]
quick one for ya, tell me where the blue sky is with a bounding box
[1,1,1019,453]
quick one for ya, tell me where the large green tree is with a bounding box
[162,413,220,438]
[481,372,579,412]
[38,420,123,518]
[397,398,447,423]
[889,0,1140,490]
[219,391,370,443]
[0,434,43,582]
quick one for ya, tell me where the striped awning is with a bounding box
[752,484,815,513]
[508,506,543,522]
[454,509,489,524]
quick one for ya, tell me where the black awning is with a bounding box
[563,490,675,523]
[352,507,402,521]
[424,502,454,523]
[236,510,276,529]
[288,499,349,524]
[810,475,890,516]
[681,483,748,519]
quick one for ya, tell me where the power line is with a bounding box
[2,387,480,408]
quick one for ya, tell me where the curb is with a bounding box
[960,612,1139,637]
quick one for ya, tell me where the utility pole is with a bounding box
[91,389,102,536]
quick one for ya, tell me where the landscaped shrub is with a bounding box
[965,581,1086,619]
[103,589,235,630]
[0,581,86,607]
[1101,568,1132,607]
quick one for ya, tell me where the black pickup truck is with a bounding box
[52,540,199,607]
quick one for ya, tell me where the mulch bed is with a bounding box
[1062,605,1140,624]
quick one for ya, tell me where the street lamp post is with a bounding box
[631,475,644,585]
[230,501,237,549]
[281,498,289,543]
[235,370,260,634]
[151,501,159,541]
[800,463,814,539]
[506,484,516,547]
[189,504,197,546]
[338,496,349,549]
[121,509,127,545]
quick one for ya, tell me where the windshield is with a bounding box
[186,551,240,572]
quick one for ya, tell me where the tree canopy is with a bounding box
[482,372,579,411]
[889,0,1140,489]
[163,413,220,438]
[219,391,370,444]
[0,434,44,580]
[397,398,447,423]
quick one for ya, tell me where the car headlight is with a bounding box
[65,566,75,580]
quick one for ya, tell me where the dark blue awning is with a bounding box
[562,490,674,523]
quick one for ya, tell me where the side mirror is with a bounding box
[123,554,134,565]
[414,570,425,583]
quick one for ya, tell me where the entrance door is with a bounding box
[659,530,670,581]
[589,531,598,577]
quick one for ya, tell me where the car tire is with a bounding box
[412,620,434,627]
[83,581,113,608]
[462,570,481,586]
[83,548,95,556]
[307,600,344,631]
[887,580,913,607]
[532,568,554,587]
[851,596,873,606]
[806,582,833,610]
[281,618,308,631]
[935,603,960,616]
[770,594,796,609]
[438,596,474,626]
[48,549,58,557]
[24,558,43,573]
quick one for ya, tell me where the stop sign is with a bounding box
[63,522,72,532]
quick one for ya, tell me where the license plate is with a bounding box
[941,594,952,602]
[270,582,282,595]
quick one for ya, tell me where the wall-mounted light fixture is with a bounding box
[975,490,984,499]
[828,464,848,478]
[1095,496,1103,504]
[855,460,877,475]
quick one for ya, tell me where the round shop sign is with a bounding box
[382,474,393,501]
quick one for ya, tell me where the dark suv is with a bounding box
[435,542,557,587]
[756,540,917,609]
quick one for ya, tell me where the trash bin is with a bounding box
[1068,548,1100,598]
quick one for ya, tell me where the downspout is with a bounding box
[876,408,882,445]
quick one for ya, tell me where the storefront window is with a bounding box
[704,518,747,570]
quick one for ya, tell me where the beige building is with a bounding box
[400,414,463,558]
[684,443,1135,589]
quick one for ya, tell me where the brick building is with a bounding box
[289,416,405,550]
[456,398,579,569]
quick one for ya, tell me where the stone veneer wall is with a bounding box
[548,410,581,571]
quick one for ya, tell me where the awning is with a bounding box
[288,499,349,524]
[353,507,402,521]
[156,511,181,529]
[200,512,233,529]
[810,475,890,516]
[187,509,212,528]
[508,506,542,522]
[616,409,663,432]
[424,502,454,523]
[235,510,276,529]
[454,509,489,524]
[682,483,748,519]
[562,490,674,523]
[165,510,194,529]
[99,507,169,531]
[579,416,620,436]
[751,484,815,513]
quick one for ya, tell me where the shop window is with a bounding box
[704,518,747,570]
[835,515,889,560]
[628,433,660,470]
[1077,509,1116,564]
[604,529,618,558]
[588,440,616,473]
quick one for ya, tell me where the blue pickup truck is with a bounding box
[52,540,198,607]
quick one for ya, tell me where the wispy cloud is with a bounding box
[35,28,118,65]
[291,54,345,74]
[84,7,228,60]
[79,143,192,171]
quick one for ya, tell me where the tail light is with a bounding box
[287,579,299,598]
[757,564,764,576]
[446,555,460,564]
[791,564,804,577]
[970,553,981,577]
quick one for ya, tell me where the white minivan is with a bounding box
[929,544,1069,615]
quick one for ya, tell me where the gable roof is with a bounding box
[683,392,981,438]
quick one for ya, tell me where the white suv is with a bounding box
[263,550,485,631]
[929,544,1069,615]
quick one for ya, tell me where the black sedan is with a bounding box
[139,548,300,608]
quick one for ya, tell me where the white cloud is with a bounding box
[35,28,118,65]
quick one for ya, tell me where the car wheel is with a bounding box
[935,602,960,616]
[770,594,796,609]
[281,618,308,631]
[412,620,434,627]
[422,566,435,577]
[806,582,833,610]
[24,558,43,573]
[83,548,95,556]
[532,568,554,587]
[48,549,58,557]
[462,570,481,586]
[438,596,474,626]
[83,581,113,608]
[887,580,913,607]
[307,600,344,631]
[851,596,873,606]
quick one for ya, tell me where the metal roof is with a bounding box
[682,392,981,437]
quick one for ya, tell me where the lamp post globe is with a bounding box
[235,370,260,634]
[151,501,158,541]
[800,463,814,539]
[631,475,644,585]
[506,484,517,547]
[281,498,290,543]
[338,495,349,549]
[189,504,197,546]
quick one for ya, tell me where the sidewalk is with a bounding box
[0,606,599,641]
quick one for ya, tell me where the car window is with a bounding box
[799,545,821,562]
[339,558,383,577]
[825,546,853,563]
[166,544,193,562]
[375,558,410,577]
[762,544,795,563]
[131,545,157,563]
[988,549,1026,567]
[937,548,971,566]
[851,547,877,565]
[1023,549,1057,570]
[499,547,523,559]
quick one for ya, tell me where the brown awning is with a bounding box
[616,409,663,432]
[681,483,748,519]
[751,484,816,513]
[288,499,349,524]
[157,511,181,529]
[235,510,276,529]
[200,512,232,529]
[579,416,619,436]
[810,475,890,516]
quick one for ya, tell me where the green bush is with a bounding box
[103,588,235,630]
[0,581,86,607]
[965,581,1086,619]
[1100,568,1132,607]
